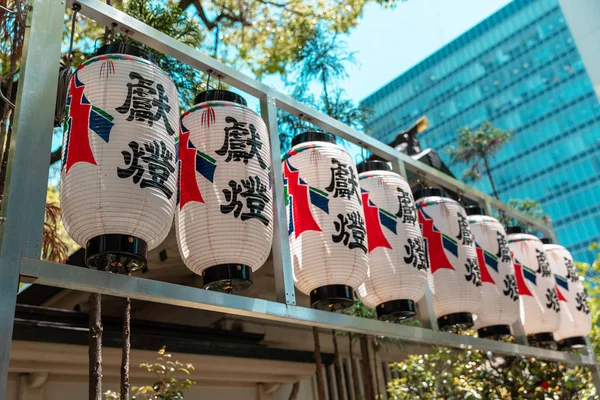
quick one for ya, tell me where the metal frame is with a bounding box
[1,0,599,396]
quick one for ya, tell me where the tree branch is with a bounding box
[254,0,310,16]
[50,147,62,165]
[190,0,250,30]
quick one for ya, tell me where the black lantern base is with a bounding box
[202,264,253,293]
[376,299,417,322]
[310,285,354,311]
[528,332,555,344]
[559,336,587,349]
[194,89,247,106]
[437,312,474,331]
[85,234,148,274]
[478,324,512,339]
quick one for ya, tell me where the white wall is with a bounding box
[7,377,317,400]
[559,0,600,101]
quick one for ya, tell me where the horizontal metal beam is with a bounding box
[67,0,553,234]
[20,258,595,366]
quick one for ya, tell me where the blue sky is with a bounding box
[263,0,512,104]
[343,0,513,103]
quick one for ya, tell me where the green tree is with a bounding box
[446,121,513,200]
[104,347,196,400]
[278,27,372,151]
[181,0,398,78]
[387,348,596,399]
[498,198,551,230]
[575,243,600,363]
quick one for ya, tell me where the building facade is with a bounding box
[362,0,600,263]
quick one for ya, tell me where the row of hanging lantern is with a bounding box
[60,44,273,292]
[59,44,590,348]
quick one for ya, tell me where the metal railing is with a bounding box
[1,0,599,396]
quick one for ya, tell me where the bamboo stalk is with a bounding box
[359,335,375,400]
[313,327,326,400]
[120,297,131,400]
[89,293,103,400]
[332,330,346,399]
[349,335,361,400]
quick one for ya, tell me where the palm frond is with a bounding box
[43,202,69,263]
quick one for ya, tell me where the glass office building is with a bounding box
[361,0,600,263]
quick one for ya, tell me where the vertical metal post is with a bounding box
[392,159,439,330]
[0,0,65,395]
[483,201,529,345]
[390,159,407,181]
[260,94,296,305]
[416,285,439,330]
[583,337,600,393]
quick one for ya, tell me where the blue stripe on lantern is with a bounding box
[523,267,537,285]
[309,188,329,214]
[195,151,216,183]
[556,275,569,291]
[442,234,458,257]
[379,210,397,234]
[483,250,499,273]
[89,107,114,143]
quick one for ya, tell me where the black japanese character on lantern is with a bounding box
[403,237,427,271]
[535,249,551,278]
[221,175,271,226]
[116,71,174,136]
[503,274,519,301]
[395,188,416,225]
[456,213,473,246]
[576,290,590,314]
[325,158,360,204]
[117,140,175,199]
[465,257,482,287]
[565,257,578,283]
[545,287,560,311]
[216,116,267,169]
[332,211,367,253]
[496,232,511,263]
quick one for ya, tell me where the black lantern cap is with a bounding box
[202,264,253,293]
[292,131,336,147]
[559,336,587,349]
[194,89,247,106]
[357,160,392,174]
[529,332,555,344]
[376,299,417,322]
[85,234,148,274]
[464,205,486,216]
[413,187,445,201]
[506,226,523,234]
[478,324,512,339]
[310,285,354,312]
[541,238,553,244]
[437,312,474,331]
[95,42,155,63]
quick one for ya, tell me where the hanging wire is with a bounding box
[206,69,213,90]
[0,68,19,109]
[54,4,80,127]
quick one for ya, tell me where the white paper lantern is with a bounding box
[544,241,591,348]
[176,90,273,291]
[414,188,482,330]
[356,161,427,321]
[60,45,179,273]
[465,207,519,338]
[507,228,560,342]
[284,132,368,310]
